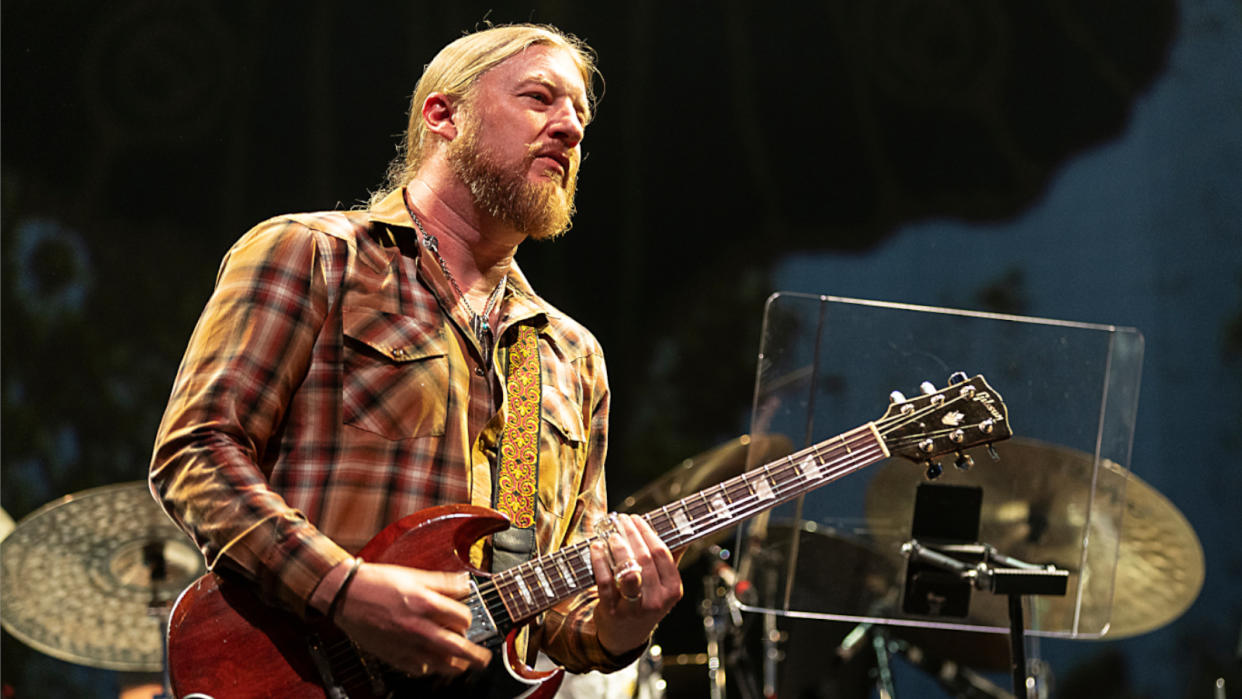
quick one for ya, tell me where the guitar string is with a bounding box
[491,435,933,617]
[309,441,889,690]
[492,433,887,618]
[491,421,911,615]
[314,445,883,689]
[486,389,992,618]
[311,390,987,683]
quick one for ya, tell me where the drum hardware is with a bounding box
[634,644,666,699]
[733,521,901,699]
[885,636,1014,699]
[870,627,896,699]
[866,438,1205,640]
[616,436,795,699]
[617,424,1204,699]
[900,483,1069,699]
[701,569,729,699]
[699,545,765,699]
[760,567,779,699]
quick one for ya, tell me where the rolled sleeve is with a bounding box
[150,218,348,617]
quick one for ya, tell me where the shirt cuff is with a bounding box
[217,513,352,618]
[595,633,652,672]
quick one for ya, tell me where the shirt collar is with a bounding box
[368,186,415,229]
[369,184,559,333]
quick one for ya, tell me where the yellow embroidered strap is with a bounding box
[496,324,540,528]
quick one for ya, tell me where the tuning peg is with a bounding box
[889,390,907,404]
[948,371,968,385]
[987,444,1000,461]
[920,381,937,395]
[955,452,974,470]
[925,461,943,480]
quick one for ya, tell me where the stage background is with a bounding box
[3,1,1240,696]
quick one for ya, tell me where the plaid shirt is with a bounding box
[150,186,629,672]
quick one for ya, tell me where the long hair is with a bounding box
[375,23,599,202]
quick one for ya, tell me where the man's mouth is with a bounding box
[534,150,571,175]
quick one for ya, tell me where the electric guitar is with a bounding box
[166,373,1012,698]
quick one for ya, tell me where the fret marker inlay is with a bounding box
[514,575,533,605]
[673,508,693,537]
[555,557,573,584]
[797,455,823,480]
[709,493,730,519]
[533,566,554,598]
[754,474,775,501]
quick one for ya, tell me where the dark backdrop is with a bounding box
[4,1,1237,697]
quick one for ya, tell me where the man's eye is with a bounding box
[523,92,551,104]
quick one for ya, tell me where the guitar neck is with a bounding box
[488,423,888,624]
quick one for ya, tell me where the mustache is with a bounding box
[527,144,578,182]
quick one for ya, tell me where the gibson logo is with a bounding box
[975,391,1005,422]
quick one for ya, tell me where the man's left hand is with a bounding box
[589,513,683,656]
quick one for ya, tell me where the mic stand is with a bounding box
[902,540,1068,698]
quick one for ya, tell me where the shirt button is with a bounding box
[474,367,485,377]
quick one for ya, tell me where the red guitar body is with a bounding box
[167,504,564,699]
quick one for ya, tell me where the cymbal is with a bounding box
[746,521,898,611]
[864,438,1204,639]
[618,434,793,514]
[0,506,14,542]
[0,481,205,671]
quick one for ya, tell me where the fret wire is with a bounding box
[667,456,865,544]
[492,542,598,622]
[481,426,888,621]
[706,430,870,548]
[649,440,886,548]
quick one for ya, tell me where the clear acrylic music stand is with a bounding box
[733,292,1143,640]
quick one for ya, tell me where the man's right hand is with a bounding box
[332,562,493,677]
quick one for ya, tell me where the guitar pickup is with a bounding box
[464,578,500,646]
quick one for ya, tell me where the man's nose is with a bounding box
[549,101,584,148]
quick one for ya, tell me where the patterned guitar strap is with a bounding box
[491,323,541,573]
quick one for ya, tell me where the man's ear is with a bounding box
[422,92,459,141]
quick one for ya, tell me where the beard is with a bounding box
[447,122,579,241]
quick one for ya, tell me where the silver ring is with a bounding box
[614,559,642,579]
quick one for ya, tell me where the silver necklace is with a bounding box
[406,209,507,362]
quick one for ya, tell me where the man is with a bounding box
[150,23,681,690]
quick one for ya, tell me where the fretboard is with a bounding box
[479,423,888,625]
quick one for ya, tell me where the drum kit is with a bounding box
[0,436,1207,699]
[560,436,1206,699]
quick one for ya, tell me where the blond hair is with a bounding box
[377,23,599,198]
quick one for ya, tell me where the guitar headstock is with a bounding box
[877,372,1012,479]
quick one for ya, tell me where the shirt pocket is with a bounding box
[342,307,448,440]
[537,383,587,519]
